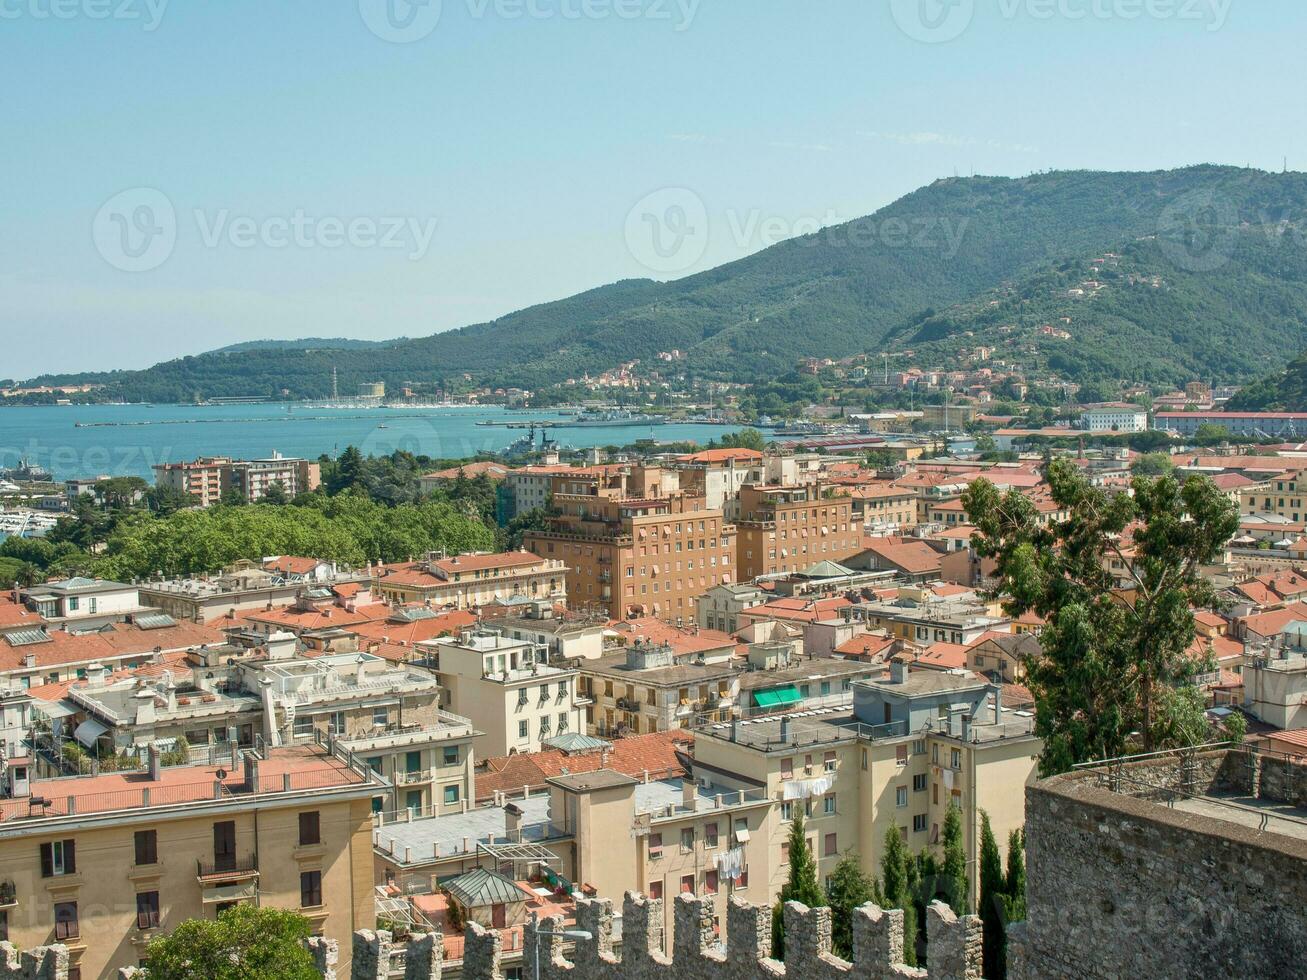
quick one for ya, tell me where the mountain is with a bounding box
[1226,350,1307,411]
[209,337,404,355]
[27,166,1307,401]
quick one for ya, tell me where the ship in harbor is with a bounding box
[558,408,667,428]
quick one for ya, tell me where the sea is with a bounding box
[0,404,747,482]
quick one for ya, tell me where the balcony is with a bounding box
[395,768,436,786]
[196,854,260,881]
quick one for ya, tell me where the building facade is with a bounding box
[734,485,858,581]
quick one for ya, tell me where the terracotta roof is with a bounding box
[859,538,943,576]
[606,618,739,657]
[1193,610,1227,629]
[241,603,389,632]
[0,620,225,673]
[915,642,970,670]
[421,462,512,482]
[376,552,548,587]
[834,633,895,660]
[738,596,852,624]
[0,594,44,631]
[264,556,321,576]
[350,609,478,647]
[476,730,693,801]
[676,448,764,464]
[1237,602,1307,639]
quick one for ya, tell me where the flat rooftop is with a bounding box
[375,793,561,865]
[0,744,372,825]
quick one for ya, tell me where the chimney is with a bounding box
[890,660,908,684]
[730,718,739,742]
[682,779,696,810]
[960,714,972,743]
[148,743,162,781]
[991,683,1003,725]
[504,802,523,838]
[242,751,259,791]
[779,717,790,743]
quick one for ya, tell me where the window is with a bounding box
[649,833,663,859]
[932,743,940,764]
[824,833,837,857]
[782,841,790,864]
[823,794,836,815]
[134,830,157,866]
[293,714,314,738]
[913,814,928,833]
[54,902,78,941]
[912,739,926,755]
[861,748,868,770]
[896,786,908,808]
[951,749,962,770]
[704,822,719,848]
[443,785,460,805]
[518,720,528,739]
[895,744,908,765]
[781,757,794,779]
[823,750,837,772]
[705,870,718,894]
[517,689,529,706]
[680,828,694,853]
[298,811,321,846]
[913,773,927,792]
[300,870,323,908]
[649,880,663,900]
[558,712,569,731]
[680,874,694,894]
[443,745,460,766]
[136,891,160,930]
[213,821,236,872]
[40,839,76,878]
[780,801,794,821]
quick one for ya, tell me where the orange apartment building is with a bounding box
[524,466,735,621]
[734,483,858,580]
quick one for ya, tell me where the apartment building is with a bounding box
[0,743,382,980]
[18,577,145,626]
[696,583,768,634]
[848,589,1011,648]
[1080,405,1149,433]
[734,484,858,581]
[846,485,918,533]
[524,481,735,621]
[421,630,588,757]
[140,567,367,624]
[578,642,739,736]
[152,456,231,507]
[152,453,320,506]
[371,551,567,610]
[33,639,480,817]
[1241,472,1307,523]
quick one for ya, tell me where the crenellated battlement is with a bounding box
[344,893,981,980]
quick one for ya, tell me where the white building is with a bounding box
[1080,406,1149,434]
[421,630,589,757]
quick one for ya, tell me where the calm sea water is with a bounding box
[0,404,741,482]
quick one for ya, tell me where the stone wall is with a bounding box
[1013,763,1307,979]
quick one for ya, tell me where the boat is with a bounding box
[558,409,667,428]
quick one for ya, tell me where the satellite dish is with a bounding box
[215,769,228,781]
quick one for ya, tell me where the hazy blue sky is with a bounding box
[2,0,1301,379]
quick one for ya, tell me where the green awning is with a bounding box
[753,685,802,709]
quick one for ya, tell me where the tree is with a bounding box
[713,428,767,452]
[261,481,290,506]
[1130,452,1174,478]
[940,804,969,915]
[826,854,876,959]
[1003,830,1027,925]
[978,812,1006,978]
[219,487,247,507]
[878,826,917,966]
[771,812,824,958]
[963,458,1239,772]
[1194,423,1231,447]
[140,905,319,979]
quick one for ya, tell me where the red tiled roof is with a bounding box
[375,552,548,587]
[834,633,895,660]
[350,609,478,647]
[0,593,43,631]
[476,730,693,801]
[859,538,943,575]
[606,618,739,657]
[915,642,970,670]
[676,448,764,464]
[264,556,321,576]
[421,462,512,481]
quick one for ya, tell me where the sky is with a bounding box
[2,0,1303,379]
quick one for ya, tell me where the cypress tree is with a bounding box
[880,826,917,966]
[941,803,969,915]
[771,812,825,958]
[978,812,1006,978]
[826,855,876,959]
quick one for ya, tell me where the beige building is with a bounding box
[847,485,918,533]
[0,743,382,980]
[371,552,567,610]
[421,630,588,757]
[734,484,859,581]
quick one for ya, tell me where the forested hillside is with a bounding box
[28,166,1307,400]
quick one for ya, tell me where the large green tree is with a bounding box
[940,804,969,916]
[140,905,318,979]
[963,458,1239,772]
[826,854,876,959]
[878,826,917,966]
[771,812,825,958]
[978,812,1006,978]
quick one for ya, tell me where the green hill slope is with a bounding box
[29,165,1307,401]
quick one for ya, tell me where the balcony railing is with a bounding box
[196,854,259,879]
